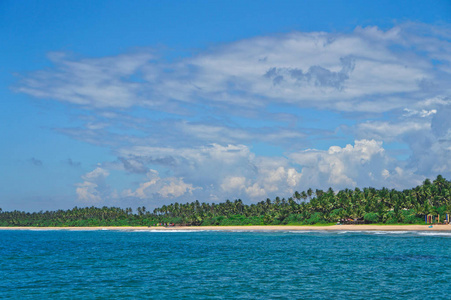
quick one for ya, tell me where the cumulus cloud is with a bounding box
[82,167,109,180]
[220,165,302,200]
[13,23,451,207]
[290,140,422,190]
[75,167,111,203]
[116,140,421,202]
[221,176,247,191]
[119,144,256,189]
[116,143,304,201]
[122,170,198,199]
[106,140,423,204]
[71,139,427,207]
[76,181,103,203]
[353,97,451,179]
[406,104,451,176]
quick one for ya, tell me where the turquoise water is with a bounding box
[1,230,450,299]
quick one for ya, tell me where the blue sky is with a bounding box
[1,0,451,211]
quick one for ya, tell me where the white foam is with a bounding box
[224,229,259,232]
[417,231,451,236]
[369,231,409,235]
[142,229,205,233]
[337,230,363,234]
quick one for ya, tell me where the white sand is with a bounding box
[1,224,450,231]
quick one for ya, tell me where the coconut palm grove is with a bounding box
[1,175,450,227]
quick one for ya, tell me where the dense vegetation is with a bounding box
[1,176,450,227]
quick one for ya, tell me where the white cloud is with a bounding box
[254,165,302,195]
[153,26,434,112]
[76,181,102,203]
[17,24,451,113]
[220,165,302,200]
[159,178,197,198]
[406,104,451,176]
[419,96,451,108]
[82,167,110,180]
[357,121,430,141]
[352,99,451,179]
[123,169,198,199]
[14,23,451,207]
[221,176,246,191]
[16,52,153,108]
[176,121,306,146]
[403,109,437,118]
[245,183,267,199]
[290,140,422,190]
[118,143,305,201]
[118,144,255,187]
[74,139,427,207]
[76,167,110,203]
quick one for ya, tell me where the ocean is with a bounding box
[1,230,450,299]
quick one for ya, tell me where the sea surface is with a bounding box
[1,229,450,299]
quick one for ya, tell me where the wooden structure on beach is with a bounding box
[425,214,450,224]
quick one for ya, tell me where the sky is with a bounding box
[1,0,451,211]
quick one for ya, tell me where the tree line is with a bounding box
[1,175,450,227]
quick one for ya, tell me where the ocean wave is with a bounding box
[27,229,63,231]
[136,229,206,233]
[222,229,262,232]
[417,231,451,236]
[286,230,412,235]
[368,231,410,235]
[337,230,364,234]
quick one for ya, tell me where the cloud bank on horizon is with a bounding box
[12,22,451,209]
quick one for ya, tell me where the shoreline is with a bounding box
[1,224,451,231]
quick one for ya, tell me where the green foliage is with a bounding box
[305,212,325,224]
[285,214,304,225]
[263,214,274,225]
[382,211,395,224]
[404,214,423,224]
[330,208,345,222]
[364,212,380,223]
[1,175,451,226]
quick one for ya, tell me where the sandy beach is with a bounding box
[1,224,450,231]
